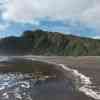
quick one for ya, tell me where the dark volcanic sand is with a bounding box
[0,57,96,100]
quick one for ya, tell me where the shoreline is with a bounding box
[0,56,99,100]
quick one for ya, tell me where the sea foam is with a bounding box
[59,64,100,100]
[25,57,100,100]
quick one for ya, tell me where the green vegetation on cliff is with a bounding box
[0,29,100,56]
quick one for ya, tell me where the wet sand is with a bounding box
[26,56,100,68]
[36,56,100,87]
[0,56,96,100]
[26,56,100,84]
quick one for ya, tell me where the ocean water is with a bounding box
[0,56,99,100]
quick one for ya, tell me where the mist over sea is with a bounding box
[0,56,99,100]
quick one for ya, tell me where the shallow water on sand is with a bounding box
[0,72,93,100]
[0,56,96,100]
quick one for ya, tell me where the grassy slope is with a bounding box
[0,29,100,56]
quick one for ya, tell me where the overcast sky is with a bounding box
[0,0,100,38]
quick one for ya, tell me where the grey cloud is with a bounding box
[1,0,94,22]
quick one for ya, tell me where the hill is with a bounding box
[0,30,100,56]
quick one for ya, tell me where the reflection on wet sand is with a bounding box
[0,58,94,100]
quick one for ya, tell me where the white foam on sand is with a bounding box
[59,64,100,100]
[24,57,100,100]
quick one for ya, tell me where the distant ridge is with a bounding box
[0,29,100,56]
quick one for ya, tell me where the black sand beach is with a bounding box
[0,56,98,100]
